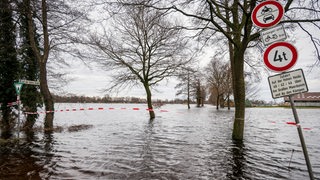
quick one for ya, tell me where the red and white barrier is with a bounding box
[24,106,167,115]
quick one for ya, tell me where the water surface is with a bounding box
[1,104,319,179]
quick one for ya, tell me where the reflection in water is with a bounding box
[227,140,246,179]
[0,125,13,139]
[39,132,55,179]
[0,131,43,179]
[140,121,154,172]
[0,127,13,140]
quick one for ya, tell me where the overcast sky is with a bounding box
[53,2,320,103]
[58,28,319,103]
[49,1,320,103]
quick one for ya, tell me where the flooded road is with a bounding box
[1,104,320,179]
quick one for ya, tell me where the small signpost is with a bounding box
[252,1,314,179]
[14,82,24,139]
[20,79,40,85]
[261,25,287,46]
[13,80,40,140]
[14,82,24,95]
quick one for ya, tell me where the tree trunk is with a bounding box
[144,83,155,119]
[220,95,225,108]
[23,115,37,131]
[227,95,231,110]
[216,93,219,110]
[39,62,54,130]
[26,0,54,131]
[187,72,190,109]
[231,48,245,140]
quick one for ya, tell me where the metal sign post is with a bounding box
[289,96,314,180]
[252,0,315,178]
[14,82,24,139]
[13,80,40,139]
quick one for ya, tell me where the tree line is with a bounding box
[1,0,319,141]
[52,94,202,105]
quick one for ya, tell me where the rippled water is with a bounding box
[1,103,320,179]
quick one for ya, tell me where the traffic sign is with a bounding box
[20,79,40,85]
[251,0,284,28]
[263,42,298,72]
[14,82,24,95]
[261,25,287,46]
[268,69,308,99]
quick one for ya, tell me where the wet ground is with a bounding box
[1,104,319,179]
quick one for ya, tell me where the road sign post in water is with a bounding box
[288,96,315,180]
[14,82,24,139]
[253,0,315,177]
[268,69,314,179]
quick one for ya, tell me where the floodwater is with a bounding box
[1,103,320,179]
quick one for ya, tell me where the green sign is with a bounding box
[14,82,24,95]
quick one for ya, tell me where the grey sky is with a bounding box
[59,31,319,103]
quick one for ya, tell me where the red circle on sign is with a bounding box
[263,42,298,72]
[251,1,284,28]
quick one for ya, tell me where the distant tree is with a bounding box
[175,67,196,109]
[205,59,232,110]
[0,0,20,134]
[194,79,205,107]
[79,0,193,119]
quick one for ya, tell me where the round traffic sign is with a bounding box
[263,42,298,72]
[251,1,284,28]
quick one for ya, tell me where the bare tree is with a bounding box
[175,67,197,109]
[194,78,206,107]
[79,0,193,119]
[205,59,232,109]
[25,0,88,130]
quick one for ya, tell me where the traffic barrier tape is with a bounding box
[286,121,312,130]
[23,107,169,115]
[286,122,297,125]
[270,121,312,130]
[0,101,18,107]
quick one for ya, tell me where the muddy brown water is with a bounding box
[1,104,319,179]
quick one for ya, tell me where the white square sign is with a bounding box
[268,69,308,99]
[261,25,287,46]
